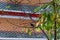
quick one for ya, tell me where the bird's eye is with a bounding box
[30,23,34,27]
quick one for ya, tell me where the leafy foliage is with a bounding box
[5,0,60,39]
[34,0,60,40]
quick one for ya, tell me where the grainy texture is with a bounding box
[0,0,51,38]
[0,18,45,38]
[0,18,31,32]
[0,0,51,5]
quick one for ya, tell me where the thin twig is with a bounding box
[53,0,57,40]
[38,25,49,40]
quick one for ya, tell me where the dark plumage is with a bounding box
[30,23,34,27]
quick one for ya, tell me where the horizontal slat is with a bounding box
[0,11,40,17]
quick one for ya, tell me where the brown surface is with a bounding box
[0,18,32,32]
[0,18,42,33]
[0,0,51,5]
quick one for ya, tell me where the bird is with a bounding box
[35,20,41,27]
[30,19,41,28]
[30,23,34,27]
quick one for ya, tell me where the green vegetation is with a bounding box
[33,0,60,40]
[5,0,60,40]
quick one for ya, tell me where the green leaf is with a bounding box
[6,5,11,9]
[55,0,60,5]
[47,14,51,21]
[26,28,31,35]
[45,21,53,31]
[34,4,48,13]
[56,6,60,14]
[34,7,40,13]
[35,27,41,32]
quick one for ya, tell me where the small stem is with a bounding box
[38,25,49,40]
[25,13,36,22]
[53,0,57,40]
[54,20,57,40]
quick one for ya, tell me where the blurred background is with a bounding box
[0,0,51,38]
